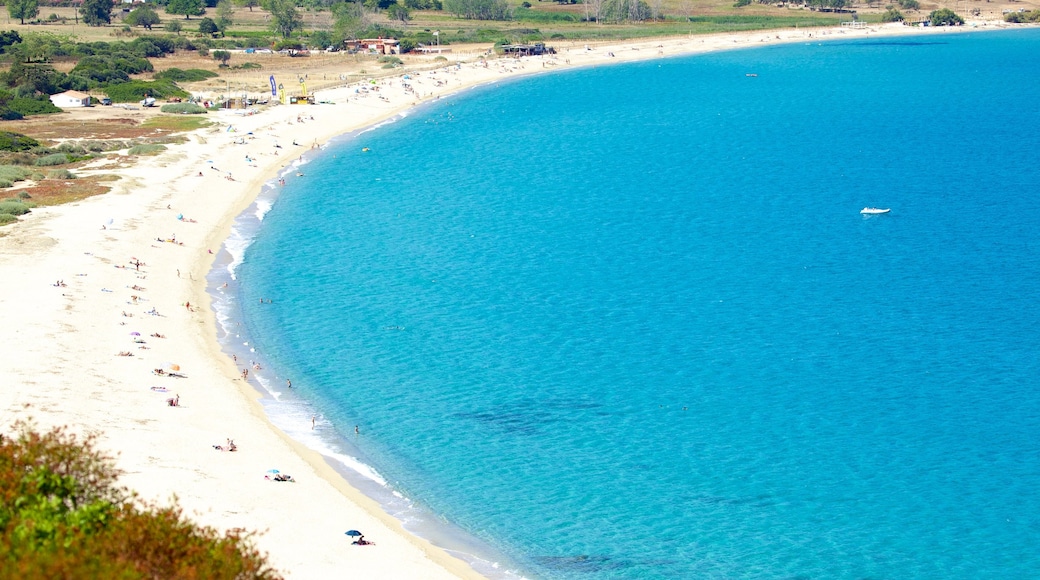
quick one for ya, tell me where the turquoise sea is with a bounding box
[211,29,1040,578]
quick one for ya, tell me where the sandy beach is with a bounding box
[0,20,1018,578]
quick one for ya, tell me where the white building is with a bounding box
[49,90,91,108]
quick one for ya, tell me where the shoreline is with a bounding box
[0,21,1023,578]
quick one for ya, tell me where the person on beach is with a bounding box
[286,379,292,389]
[311,415,316,430]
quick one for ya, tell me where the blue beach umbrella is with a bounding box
[267,469,279,474]
[344,530,362,537]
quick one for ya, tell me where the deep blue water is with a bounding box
[227,30,1040,578]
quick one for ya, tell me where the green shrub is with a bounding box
[30,172,45,180]
[0,181,12,189]
[0,132,39,152]
[0,166,32,182]
[1005,9,1040,22]
[128,144,166,155]
[47,169,77,179]
[929,8,963,25]
[0,421,281,576]
[101,80,189,103]
[881,8,904,21]
[17,191,30,199]
[0,213,18,225]
[0,200,31,215]
[235,62,262,69]
[378,56,403,65]
[56,142,88,155]
[35,154,70,166]
[160,103,208,114]
[8,97,62,116]
[154,68,219,82]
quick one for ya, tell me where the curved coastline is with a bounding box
[0,21,1020,579]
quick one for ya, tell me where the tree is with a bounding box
[234,0,260,11]
[125,5,162,30]
[0,420,281,579]
[442,0,511,20]
[10,32,58,63]
[273,38,304,55]
[198,16,219,35]
[881,7,904,21]
[166,19,183,34]
[212,49,232,66]
[80,0,113,26]
[387,2,411,23]
[264,0,303,38]
[7,0,39,25]
[333,1,368,41]
[929,7,963,25]
[309,30,333,50]
[215,0,234,35]
[167,0,206,20]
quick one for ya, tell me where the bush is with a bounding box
[35,154,70,167]
[929,8,963,25]
[1005,9,1040,22]
[0,181,12,189]
[8,97,62,117]
[0,132,39,152]
[47,169,77,179]
[102,80,189,103]
[898,0,919,9]
[0,200,31,215]
[154,68,219,82]
[378,56,403,65]
[0,166,32,183]
[0,213,17,224]
[881,8,904,21]
[17,191,31,199]
[160,103,208,114]
[128,144,167,155]
[56,143,87,155]
[0,421,282,578]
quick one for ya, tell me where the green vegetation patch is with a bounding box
[35,153,70,166]
[128,144,167,155]
[160,103,208,115]
[8,97,62,117]
[154,68,219,82]
[0,200,32,216]
[103,80,189,104]
[142,116,210,133]
[0,420,280,575]
[0,133,40,152]
[46,169,76,179]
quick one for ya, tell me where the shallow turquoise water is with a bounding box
[226,30,1040,578]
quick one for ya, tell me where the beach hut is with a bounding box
[49,90,91,108]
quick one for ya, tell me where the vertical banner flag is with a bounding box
[269,76,277,97]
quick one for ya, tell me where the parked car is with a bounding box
[101,98,112,106]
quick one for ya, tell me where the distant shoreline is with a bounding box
[0,21,1024,579]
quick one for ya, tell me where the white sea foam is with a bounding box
[254,198,273,221]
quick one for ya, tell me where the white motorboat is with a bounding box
[860,207,890,215]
